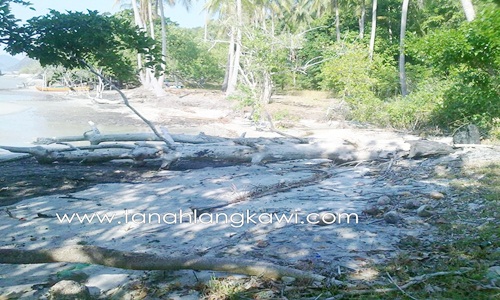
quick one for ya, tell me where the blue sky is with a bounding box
[2,0,207,57]
[11,0,206,27]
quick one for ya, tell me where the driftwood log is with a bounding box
[0,131,364,167]
[0,245,325,281]
[34,132,231,146]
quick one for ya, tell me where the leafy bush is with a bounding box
[318,43,400,125]
[385,79,451,130]
[165,27,224,85]
[490,118,500,141]
[409,7,500,133]
[320,43,398,98]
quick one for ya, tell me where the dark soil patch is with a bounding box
[0,158,162,207]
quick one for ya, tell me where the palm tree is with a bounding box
[334,0,341,42]
[116,0,193,94]
[205,0,248,95]
[277,0,319,32]
[460,0,476,21]
[359,0,365,39]
[308,0,345,43]
[399,0,409,96]
[368,0,377,60]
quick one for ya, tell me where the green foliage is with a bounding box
[0,0,31,45]
[238,28,289,105]
[113,8,224,86]
[165,26,224,84]
[385,79,451,130]
[410,7,500,132]
[320,44,377,99]
[491,119,500,141]
[297,14,338,90]
[227,84,255,108]
[318,43,399,125]
[273,109,290,121]
[7,10,162,83]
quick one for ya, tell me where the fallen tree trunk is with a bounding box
[34,132,231,146]
[0,145,160,164]
[33,131,307,146]
[1,139,362,167]
[0,153,31,163]
[0,245,325,281]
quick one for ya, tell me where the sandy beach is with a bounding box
[0,82,499,299]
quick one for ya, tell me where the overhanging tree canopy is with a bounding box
[6,9,163,82]
[0,0,31,44]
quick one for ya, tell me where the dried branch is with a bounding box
[325,268,474,298]
[79,59,175,150]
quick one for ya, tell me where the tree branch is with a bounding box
[324,268,474,299]
[78,59,175,150]
[0,245,325,281]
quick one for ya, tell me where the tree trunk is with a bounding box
[131,0,165,96]
[261,71,273,104]
[0,138,364,167]
[148,0,155,38]
[368,0,377,61]
[2,121,379,168]
[271,13,275,35]
[95,68,105,99]
[132,0,148,86]
[359,0,366,39]
[221,28,235,92]
[387,7,394,44]
[333,0,341,43]
[460,0,476,22]
[158,0,167,85]
[204,10,209,42]
[34,132,230,146]
[225,0,242,96]
[399,0,410,97]
[261,6,267,31]
[0,245,325,281]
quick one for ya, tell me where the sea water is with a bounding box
[0,75,150,147]
[0,76,51,146]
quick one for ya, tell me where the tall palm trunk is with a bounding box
[399,0,410,97]
[460,0,476,21]
[359,0,366,39]
[204,10,209,42]
[131,0,147,84]
[222,28,235,92]
[158,0,167,84]
[226,0,242,96]
[148,0,155,37]
[131,0,165,95]
[333,0,341,43]
[368,0,377,60]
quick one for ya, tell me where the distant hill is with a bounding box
[6,57,38,73]
[0,55,20,72]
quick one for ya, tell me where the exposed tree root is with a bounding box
[0,245,325,281]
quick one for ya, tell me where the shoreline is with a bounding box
[0,102,32,115]
[0,86,499,299]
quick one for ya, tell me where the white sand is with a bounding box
[0,88,458,298]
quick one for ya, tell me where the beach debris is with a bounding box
[48,280,91,300]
